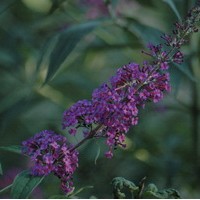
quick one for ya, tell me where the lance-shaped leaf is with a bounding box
[45,21,101,83]
[126,18,164,44]
[163,0,182,21]
[11,170,44,199]
[0,145,22,154]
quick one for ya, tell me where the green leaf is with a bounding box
[112,177,139,199]
[127,19,164,45]
[159,188,181,199]
[146,183,158,193]
[174,62,196,82]
[144,183,181,199]
[36,36,57,72]
[144,188,181,199]
[45,21,101,83]
[0,162,2,175]
[0,145,22,154]
[11,170,45,199]
[163,0,182,21]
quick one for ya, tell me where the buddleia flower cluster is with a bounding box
[63,2,200,158]
[63,62,170,158]
[22,130,78,193]
[22,1,200,194]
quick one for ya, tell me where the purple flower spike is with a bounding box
[61,2,200,158]
[62,62,170,157]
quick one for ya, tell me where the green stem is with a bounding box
[70,124,103,152]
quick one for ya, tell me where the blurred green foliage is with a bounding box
[0,0,200,198]
[112,177,181,199]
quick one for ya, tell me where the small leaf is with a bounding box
[94,145,101,165]
[163,0,182,21]
[112,177,139,199]
[0,145,22,154]
[11,170,44,199]
[0,162,2,175]
[45,21,101,83]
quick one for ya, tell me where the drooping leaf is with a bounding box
[163,0,182,21]
[126,18,164,45]
[11,170,44,199]
[45,21,101,83]
[36,36,57,72]
[0,145,22,154]
[86,41,141,52]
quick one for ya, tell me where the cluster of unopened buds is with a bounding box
[22,2,200,194]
